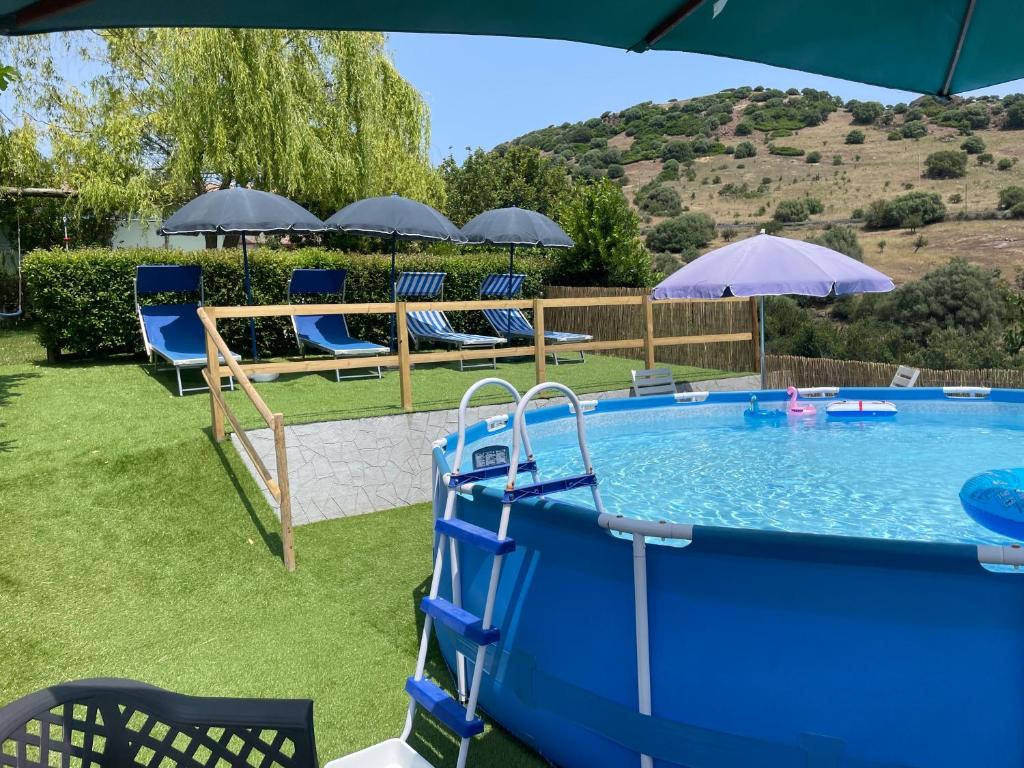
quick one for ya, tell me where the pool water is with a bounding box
[464,400,1024,546]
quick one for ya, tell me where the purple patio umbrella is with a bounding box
[651,231,895,387]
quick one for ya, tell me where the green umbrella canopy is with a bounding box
[0,0,1012,96]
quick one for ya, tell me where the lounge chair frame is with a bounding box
[891,365,921,387]
[478,273,590,365]
[135,265,237,397]
[398,272,505,371]
[287,269,387,382]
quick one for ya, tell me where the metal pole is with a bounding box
[507,243,515,341]
[759,296,766,390]
[242,232,258,361]
[390,233,398,352]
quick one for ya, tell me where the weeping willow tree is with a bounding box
[1,29,441,218]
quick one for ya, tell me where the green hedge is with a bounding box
[25,247,553,359]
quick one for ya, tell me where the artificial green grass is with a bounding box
[0,323,744,765]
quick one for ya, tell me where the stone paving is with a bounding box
[233,375,759,525]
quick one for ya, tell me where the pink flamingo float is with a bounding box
[786,386,817,417]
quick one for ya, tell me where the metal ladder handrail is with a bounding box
[402,381,605,768]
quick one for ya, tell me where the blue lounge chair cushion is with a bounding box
[407,310,504,347]
[395,272,446,299]
[482,308,592,343]
[480,273,526,298]
[140,303,239,366]
[294,314,388,356]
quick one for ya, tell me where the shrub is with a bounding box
[998,157,1014,170]
[805,150,822,163]
[661,140,695,163]
[844,129,865,145]
[644,212,716,254]
[851,207,865,220]
[999,186,1024,209]
[768,145,805,157]
[1010,202,1024,219]
[832,155,843,165]
[1004,102,1024,129]
[734,141,757,159]
[807,225,863,260]
[555,179,654,287]
[803,196,824,215]
[961,135,986,154]
[24,247,551,358]
[923,150,967,179]
[849,100,884,124]
[978,152,994,165]
[735,122,753,136]
[772,198,809,223]
[887,131,903,141]
[949,193,963,204]
[636,184,682,216]
[863,191,946,229]
[606,163,625,179]
[900,120,928,139]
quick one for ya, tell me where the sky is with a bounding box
[387,33,1024,164]
[5,31,1024,168]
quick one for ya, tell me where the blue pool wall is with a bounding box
[432,388,1024,768]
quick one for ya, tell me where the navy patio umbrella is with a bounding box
[325,194,465,350]
[159,186,327,361]
[461,206,573,337]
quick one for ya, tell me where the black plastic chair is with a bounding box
[0,678,318,768]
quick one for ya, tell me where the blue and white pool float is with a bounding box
[960,468,1024,541]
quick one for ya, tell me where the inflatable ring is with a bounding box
[959,468,1024,540]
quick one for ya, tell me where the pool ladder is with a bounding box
[327,379,605,768]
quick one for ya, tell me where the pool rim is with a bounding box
[434,386,1024,569]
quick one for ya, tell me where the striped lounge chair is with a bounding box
[479,273,591,364]
[135,265,239,397]
[288,268,388,381]
[397,271,505,371]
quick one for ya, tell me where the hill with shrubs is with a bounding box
[504,86,1024,282]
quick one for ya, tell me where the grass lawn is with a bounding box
[0,323,743,765]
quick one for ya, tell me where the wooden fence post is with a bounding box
[749,297,761,377]
[204,320,225,443]
[643,295,656,370]
[273,413,296,572]
[396,301,413,413]
[533,298,546,384]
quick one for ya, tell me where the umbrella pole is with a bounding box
[759,295,766,389]
[390,234,398,352]
[507,243,515,342]
[242,232,258,361]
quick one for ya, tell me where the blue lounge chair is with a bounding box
[397,271,505,371]
[479,273,591,364]
[135,265,239,397]
[288,268,389,381]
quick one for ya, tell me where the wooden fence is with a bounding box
[544,286,758,373]
[198,295,758,570]
[767,354,1024,389]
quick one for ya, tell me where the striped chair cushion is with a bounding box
[407,310,504,346]
[482,308,592,343]
[480,273,526,298]
[396,271,446,298]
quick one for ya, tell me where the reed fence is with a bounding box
[543,286,757,373]
[767,354,1024,389]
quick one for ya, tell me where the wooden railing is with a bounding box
[199,295,758,570]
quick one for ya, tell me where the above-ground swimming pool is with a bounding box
[431,387,1024,768]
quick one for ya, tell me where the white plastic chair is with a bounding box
[891,365,920,387]
[631,367,677,397]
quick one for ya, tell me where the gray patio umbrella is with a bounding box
[461,206,573,337]
[159,186,327,361]
[325,194,465,349]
